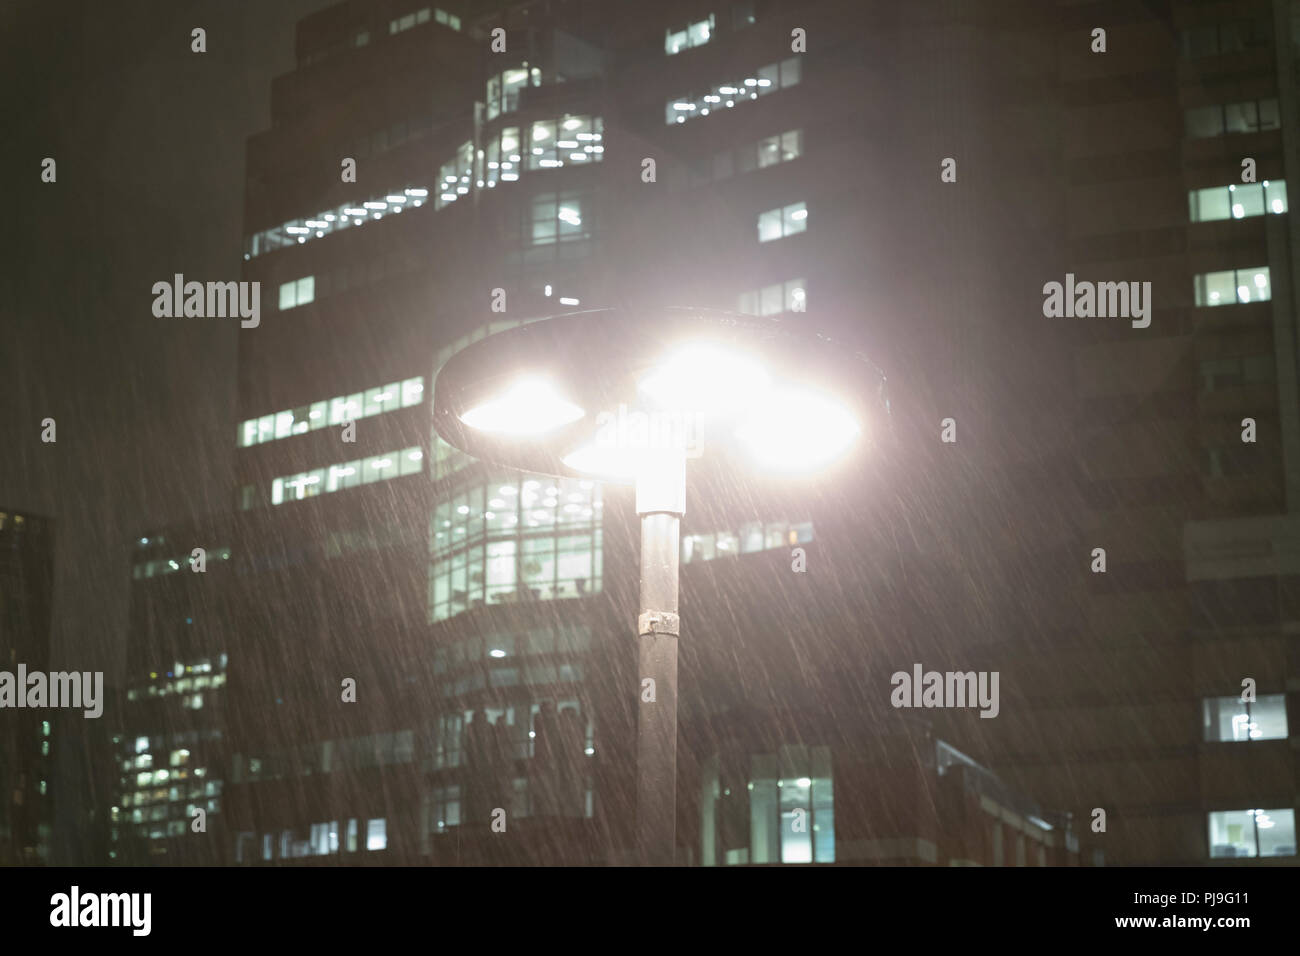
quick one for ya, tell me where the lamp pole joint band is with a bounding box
[638,610,680,638]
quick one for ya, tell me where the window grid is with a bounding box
[523,115,604,172]
[298,7,459,69]
[1202,694,1288,742]
[683,521,812,564]
[1208,809,1295,858]
[1198,354,1274,393]
[665,15,716,55]
[666,57,802,125]
[245,104,604,258]
[389,7,460,35]
[527,191,591,245]
[757,201,808,243]
[737,278,806,316]
[1180,19,1270,59]
[1185,98,1280,138]
[485,65,542,121]
[237,446,422,510]
[277,276,315,311]
[1193,266,1271,307]
[1188,179,1287,222]
[715,129,802,180]
[429,477,603,622]
[132,546,232,580]
[237,377,423,448]
[436,140,475,205]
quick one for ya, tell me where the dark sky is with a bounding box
[1,0,334,857]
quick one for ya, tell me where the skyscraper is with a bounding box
[111,519,233,863]
[0,508,55,865]
[996,0,1300,865]
[218,0,1297,867]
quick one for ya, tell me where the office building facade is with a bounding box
[0,508,55,865]
[110,521,233,863]
[216,0,1299,866]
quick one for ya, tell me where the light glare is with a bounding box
[460,378,585,435]
[562,442,643,481]
[735,386,860,472]
[639,343,770,414]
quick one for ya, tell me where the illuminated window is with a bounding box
[366,818,387,850]
[704,745,833,866]
[1203,694,1287,741]
[278,276,315,311]
[258,447,421,509]
[486,540,517,602]
[308,822,336,856]
[425,785,462,843]
[525,115,603,171]
[556,534,595,598]
[758,129,800,168]
[757,202,807,242]
[243,92,601,258]
[238,378,422,448]
[528,192,590,245]
[685,521,810,563]
[666,14,715,55]
[244,182,429,258]
[388,9,430,34]
[1194,266,1270,306]
[1208,809,1295,858]
[718,129,802,180]
[437,141,475,208]
[483,126,522,186]
[429,476,602,622]
[666,57,803,125]
[1189,180,1287,222]
[364,383,401,416]
[737,279,806,316]
[486,65,541,120]
[401,377,424,406]
[432,714,465,769]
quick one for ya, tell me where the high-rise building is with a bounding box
[0,508,55,865]
[972,0,1300,866]
[221,0,1296,867]
[110,520,233,863]
[220,0,1083,867]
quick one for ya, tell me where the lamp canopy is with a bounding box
[433,306,890,484]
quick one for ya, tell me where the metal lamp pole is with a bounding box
[634,448,685,866]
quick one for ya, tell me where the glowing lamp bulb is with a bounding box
[735,386,860,472]
[638,343,770,414]
[460,378,584,435]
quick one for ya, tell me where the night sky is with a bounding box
[2,0,333,860]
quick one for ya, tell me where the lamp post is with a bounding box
[631,446,685,865]
[433,307,888,866]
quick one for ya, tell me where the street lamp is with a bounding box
[433,307,889,865]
